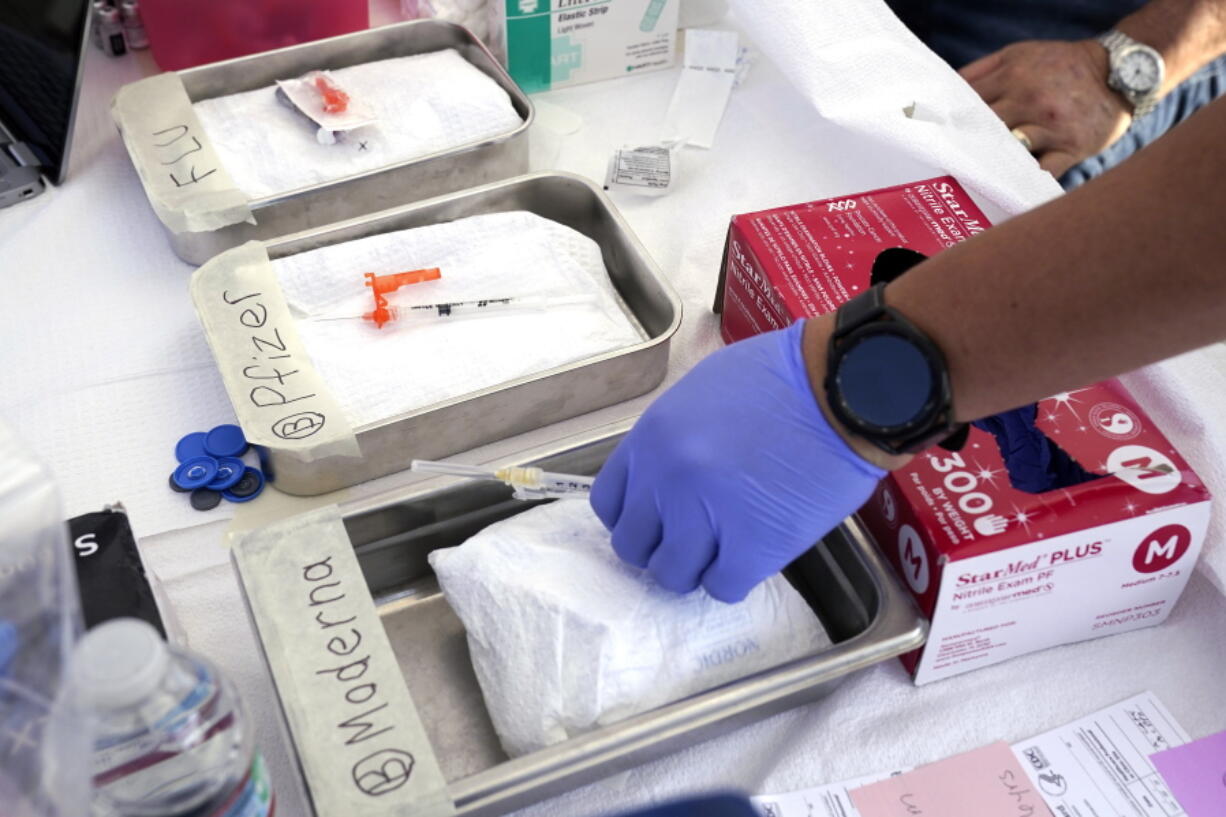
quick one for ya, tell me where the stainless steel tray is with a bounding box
[257,172,681,495]
[169,19,532,264]
[240,423,928,816]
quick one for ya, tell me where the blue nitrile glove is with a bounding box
[590,320,886,603]
[972,404,1101,494]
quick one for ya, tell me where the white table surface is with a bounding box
[2,6,1224,817]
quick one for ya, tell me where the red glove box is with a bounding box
[714,177,1212,684]
[714,177,989,344]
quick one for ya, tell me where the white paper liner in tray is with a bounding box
[194,50,523,199]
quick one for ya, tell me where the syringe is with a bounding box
[411,459,594,501]
[315,294,597,328]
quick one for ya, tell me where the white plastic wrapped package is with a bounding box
[428,500,832,757]
[192,49,522,198]
[274,211,645,429]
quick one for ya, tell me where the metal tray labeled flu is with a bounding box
[233,423,928,817]
[131,19,533,264]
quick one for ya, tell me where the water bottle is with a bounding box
[70,618,275,817]
[0,419,90,817]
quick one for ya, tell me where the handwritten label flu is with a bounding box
[112,73,253,233]
[849,741,1052,817]
[1152,729,1226,817]
[149,122,218,189]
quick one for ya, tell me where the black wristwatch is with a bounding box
[824,283,963,456]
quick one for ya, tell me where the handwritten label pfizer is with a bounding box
[191,242,358,460]
[112,73,253,233]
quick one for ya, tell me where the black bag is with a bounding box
[68,507,166,637]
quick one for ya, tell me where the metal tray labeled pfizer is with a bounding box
[199,172,680,495]
[121,19,532,264]
[232,423,928,817]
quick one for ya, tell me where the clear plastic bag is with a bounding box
[0,419,90,817]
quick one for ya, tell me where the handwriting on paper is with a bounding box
[850,741,1052,817]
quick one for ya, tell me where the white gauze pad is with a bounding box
[273,211,645,429]
[193,49,522,198]
[429,500,832,757]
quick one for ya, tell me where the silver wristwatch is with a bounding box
[1096,29,1165,118]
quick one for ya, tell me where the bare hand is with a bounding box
[960,40,1132,178]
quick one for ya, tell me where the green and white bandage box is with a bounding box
[490,0,679,93]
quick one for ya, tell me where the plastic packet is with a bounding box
[603,140,686,197]
[274,70,377,145]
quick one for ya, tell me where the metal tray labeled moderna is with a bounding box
[119,19,533,264]
[232,421,929,817]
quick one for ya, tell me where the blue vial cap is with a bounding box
[222,467,265,503]
[206,456,246,491]
[174,431,208,463]
[205,424,248,458]
[0,621,16,675]
[173,456,219,491]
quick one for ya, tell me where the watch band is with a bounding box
[1096,29,1162,118]
[832,280,888,340]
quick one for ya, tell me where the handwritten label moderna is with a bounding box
[302,553,416,797]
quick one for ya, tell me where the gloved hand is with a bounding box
[590,320,885,603]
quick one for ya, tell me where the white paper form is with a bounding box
[1012,691,1190,817]
[662,29,740,148]
[752,692,1190,817]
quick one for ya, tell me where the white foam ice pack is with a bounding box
[273,211,645,429]
[428,500,832,757]
[192,49,522,198]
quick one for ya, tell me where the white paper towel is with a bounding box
[273,211,646,429]
[193,49,522,198]
[429,500,832,757]
[1121,347,1226,596]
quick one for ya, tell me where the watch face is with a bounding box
[834,332,936,432]
[1118,47,1161,93]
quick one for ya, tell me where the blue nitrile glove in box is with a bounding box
[591,320,885,603]
[972,404,1102,494]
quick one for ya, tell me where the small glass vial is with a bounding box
[98,5,127,57]
[89,1,108,49]
[121,0,149,50]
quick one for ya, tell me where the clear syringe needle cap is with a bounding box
[411,459,593,500]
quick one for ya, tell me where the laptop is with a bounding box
[0,0,91,209]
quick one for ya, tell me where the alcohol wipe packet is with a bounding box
[429,500,831,756]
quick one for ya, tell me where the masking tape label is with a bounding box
[191,242,359,461]
[233,508,454,817]
[112,73,253,234]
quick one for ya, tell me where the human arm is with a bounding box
[958,0,1226,176]
[593,97,1226,601]
[847,92,1226,432]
